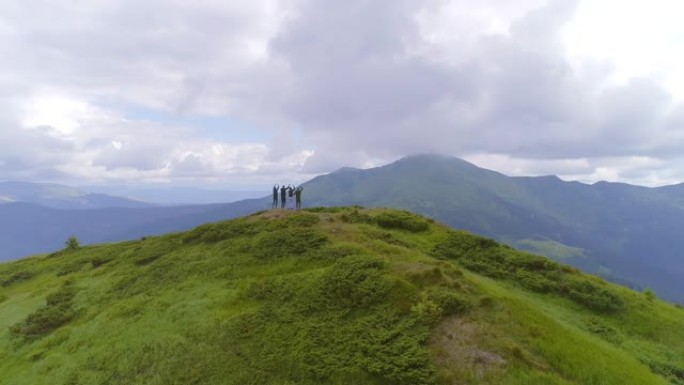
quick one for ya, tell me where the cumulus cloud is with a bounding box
[257,0,684,183]
[2,0,684,187]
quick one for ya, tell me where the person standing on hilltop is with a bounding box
[287,185,295,209]
[272,184,279,209]
[280,184,287,209]
[295,185,303,210]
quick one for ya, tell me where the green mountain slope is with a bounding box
[0,208,682,385]
[301,154,684,302]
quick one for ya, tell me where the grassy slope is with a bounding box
[0,207,682,385]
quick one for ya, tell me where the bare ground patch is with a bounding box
[430,317,507,384]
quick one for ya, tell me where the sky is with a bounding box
[2,0,684,194]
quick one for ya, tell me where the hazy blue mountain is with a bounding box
[0,199,267,262]
[0,181,153,209]
[82,185,264,205]
[299,154,684,302]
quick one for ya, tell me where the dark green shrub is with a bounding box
[387,278,420,312]
[642,359,684,384]
[561,277,624,312]
[182,220,258,244]
[11,285,79,338]
[1,271,35,287]
[643,288,656,301]
[251,228,328,259]
[91,257,112,268]
[585,316,622,343]
[65,236,80,250]
[319,255,390,310]
[355,314,437,385]
[479,296,494,307]
[247,277,300,303]
[517,271,557,293]
[375,211,429,232]
[365,229,410,247]
[134,255,162,266]
[299,309,436,385]
[425,286,472,316]
[340,209,374,224]
[433,231,499,261]
[410,299,443,326]
[57,262,86,276]
[405,267,447,288]
[508,253,559,271]
[284,213,320,227]
[311,243,364,259]
[304,206,352,214]
[434,230,625,313]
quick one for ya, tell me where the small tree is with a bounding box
[643,288,656,302]
[65,235,80,251]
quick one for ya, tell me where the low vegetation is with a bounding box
[0,207,682,385]
[433,231,625,312]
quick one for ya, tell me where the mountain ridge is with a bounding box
[0,199,265,261]
[0,181,154,209]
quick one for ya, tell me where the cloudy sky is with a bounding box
[2,0,684,193]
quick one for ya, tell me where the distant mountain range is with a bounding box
[81,185,264,205]
[0,199,266,262]
[0,181,154,209]
[1,155,683,302]
[0,182,267,261]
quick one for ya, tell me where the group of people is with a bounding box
[272,184,304,210]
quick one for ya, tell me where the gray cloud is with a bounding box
[259,0,684,174]
[0,122,74,178]
[2,0,684,187]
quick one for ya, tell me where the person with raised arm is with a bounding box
[287,185,295,209]
[295,185,304,210]
[280,184,287,209]
[272,184,279,209]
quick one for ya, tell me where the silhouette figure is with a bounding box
[295,186,303,210]
[280,185,287,208]
[272,184,279,209]
[287,185,295,209]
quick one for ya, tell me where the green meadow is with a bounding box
[0,207,682,384]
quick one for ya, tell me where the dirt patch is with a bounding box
[430,317,507,383]
[258,209,293,219]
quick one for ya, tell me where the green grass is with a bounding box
[0,207,682,384]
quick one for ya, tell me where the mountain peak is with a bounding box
[400,153,452,161]
[391,153,481,170]
[397,153,469,163]
[330,166,362,174]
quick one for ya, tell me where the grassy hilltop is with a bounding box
[0,207,682,385]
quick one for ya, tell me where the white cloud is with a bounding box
[563,0,684,100]
[2,0,684,189]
